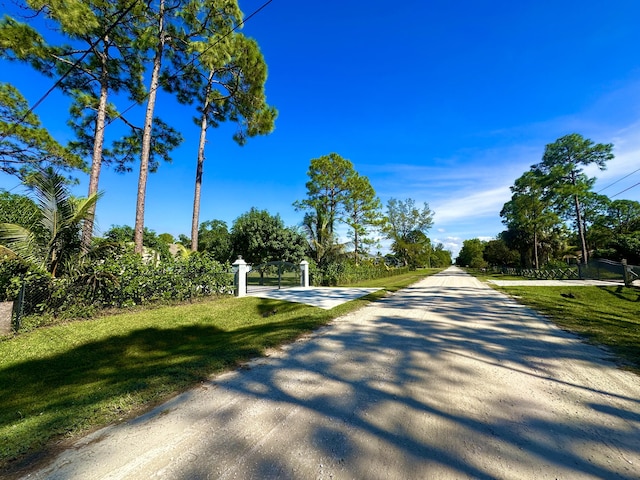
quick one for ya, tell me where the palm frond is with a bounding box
[0,222,44,268]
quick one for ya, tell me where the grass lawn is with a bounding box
[0,268,439,470]
[492,284,640,374]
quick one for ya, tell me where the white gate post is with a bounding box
[300,260,309,288]
[622,259,631,287]
[233,256,249,297]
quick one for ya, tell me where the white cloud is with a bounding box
[432,186,511,224]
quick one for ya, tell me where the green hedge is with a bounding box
[310,259,410,286]
[0,248,233,332]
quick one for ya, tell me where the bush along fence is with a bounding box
[1,251,234,334]
[309,261,411,286]
[494,258,639,286]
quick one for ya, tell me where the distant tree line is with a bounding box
[187,153,452,279]
[456,133,640,268]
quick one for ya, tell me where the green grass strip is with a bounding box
[0,268,439,469]
[493,284,640,374]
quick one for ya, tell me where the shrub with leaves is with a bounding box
[2,244,233,331]
[310,258,408,286]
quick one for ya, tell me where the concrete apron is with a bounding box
[246,286,381,309]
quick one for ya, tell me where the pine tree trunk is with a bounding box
[81,43,109,251]
[533,229,539,270]
[190,71,213,252]
[354,226,359,265]
[134,0,165,254]
[574,194,588,264]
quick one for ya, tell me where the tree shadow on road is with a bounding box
[174,282,640,479]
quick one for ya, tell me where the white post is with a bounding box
[232,256,249,297]
[300,260,309,288]
[622,259,631,287]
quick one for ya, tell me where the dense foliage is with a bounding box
[308,258,411,287]
[0,169,98,277]
[0,247,232,330]
[230,208,307,265]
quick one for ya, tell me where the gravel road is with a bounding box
[24,266,640,479]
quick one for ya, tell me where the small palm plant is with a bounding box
[0,168,99,277]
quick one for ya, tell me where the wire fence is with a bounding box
[495,258,639,285]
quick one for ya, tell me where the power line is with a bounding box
[597,166,640,193]
[610,180,640,199]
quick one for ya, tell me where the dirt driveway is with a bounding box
[24,267,640,479]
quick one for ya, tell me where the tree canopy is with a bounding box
[0,83,83,179]
[294,153,382,266]
[456,238,487,268]
[533,133,613,264]
[230,208,306,265]
[383,197,434,267]
[197,219,232,263]
[498,133,640,268]
[500,170,560,269]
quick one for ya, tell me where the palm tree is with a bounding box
[302,209,346,268]
[0,168,99,277]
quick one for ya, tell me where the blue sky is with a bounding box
[2,0,640,257]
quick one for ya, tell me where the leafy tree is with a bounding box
[343,173,382,264]
[0,168,98,276]
[0,83,83,178]
[456,238,487,268]
[0,190,41,232]
[102,224,171,260]
[431,243,452,268]
[602,199,640,234]
[230,208,306,265]
[177,233,191,248]
[612,233,640,264]
[197,219,232,263]
[590,199,640,261]
[301,210,344,267]
[158,233,175,244]
[295,153,356,240]
[533,133,614,264]
[500,170,560,269]
[483,238,519,267]
[403,230,432,268]
[383,198,434,267]
[579,192,611,255]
